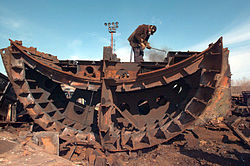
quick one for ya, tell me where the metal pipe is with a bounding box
[151,47,167,53]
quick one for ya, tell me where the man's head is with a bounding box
[149,25,157,35]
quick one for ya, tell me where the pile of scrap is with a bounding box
[226,91,250,145]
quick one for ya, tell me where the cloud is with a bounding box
[0,15,22,30]
[86,32,110,45]
[68,39,83,48]
[115,31,122,37]
[151,16,162,25]
[66,39,84,60]
[186,36,219,51]
[98,37,109,45]
[186,20,250,80]
[186,21,250,51]
[224,21,250,45]
[115,46,131,62]
[222,21,250,80]
[69,54,80,60]
[66,38,104,61]
[0,33,8,39]
[229,46,250,80]
[0,8,33,43]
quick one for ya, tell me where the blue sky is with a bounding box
[0,0,250,80]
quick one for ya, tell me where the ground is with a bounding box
[119,126,249,166]
[0,123,249,166]
[0,127,77,166]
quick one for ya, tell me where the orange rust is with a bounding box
[26,108,37,116]
[200,73,230,122]
[10,40,100,83]
[213,75,229,104]
[41,137,57,155]
[221,75,229,88]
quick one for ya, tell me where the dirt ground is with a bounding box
[117,126,249,166]
[0,128,77,166]
[0,123,249,166]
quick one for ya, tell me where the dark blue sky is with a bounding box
[0,0,250,79]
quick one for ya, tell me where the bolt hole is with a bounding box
[94,103,101,111]
[173,84,178,89]
[119,102,130,111]
[178,86,182,94]
[86,66,94,74]
[74,98,86,114]
[173,83,183,94]
[76,98,86,106]
[116,69,129,79]
[156,96,167,106]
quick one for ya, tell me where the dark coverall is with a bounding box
[128,24,151,62]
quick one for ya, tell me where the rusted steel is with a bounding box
[0,72,23,123]
[31,131,60,155]
[0,37,231,155]
[232,91,250,107]
[228,117,249,145]
[227,91,250,145]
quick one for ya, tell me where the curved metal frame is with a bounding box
[0,37,231,153]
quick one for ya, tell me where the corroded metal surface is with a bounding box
[227,91,250,145]
[0,72,22,122]
[32,131,60,155]
[0,37,231,156]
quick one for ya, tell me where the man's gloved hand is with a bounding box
[146,43,151,49]
[140,43,146,50]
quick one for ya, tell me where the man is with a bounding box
[128,24,157,62]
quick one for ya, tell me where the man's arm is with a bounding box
[145,42,151,49]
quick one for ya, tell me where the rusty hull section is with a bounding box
[0,37,231,153]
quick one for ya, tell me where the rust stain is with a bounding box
[41,137,57,155]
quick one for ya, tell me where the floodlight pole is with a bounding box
[111,32,113,52]
[104,22,119,53]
